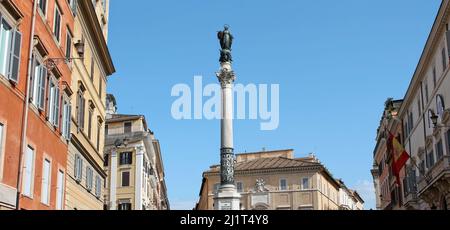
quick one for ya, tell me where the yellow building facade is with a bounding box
[65,0,115,210]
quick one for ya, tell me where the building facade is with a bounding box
[104,95,169,210]
[64,0,115,210]
[0,0,75,210]
[372,0,450,210]
[196,150,363,210]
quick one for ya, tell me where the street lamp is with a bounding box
[430,111,450,128]
[44,39,85,72]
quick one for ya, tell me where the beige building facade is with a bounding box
[372,0,450,210]
[196,150,363,210]
[65,0,115,210]
[103,95,169,210]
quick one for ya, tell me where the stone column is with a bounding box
[135,146,144,210]
[213,62,241,210]
[109,148,118,210]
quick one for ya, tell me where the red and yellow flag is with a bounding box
[387,133,410,185]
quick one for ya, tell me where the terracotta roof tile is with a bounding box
[207,157,320,173]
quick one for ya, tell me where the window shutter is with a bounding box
[8,29,22,83]
[38,67,47,110]
[81,97,85,130]
[55,88,60,126]
[74,155,79,179]
[66,104,72,139]
[29,57,36,101]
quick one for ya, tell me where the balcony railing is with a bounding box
[418,155,450,193]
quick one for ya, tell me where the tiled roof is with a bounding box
[207,157,320,173]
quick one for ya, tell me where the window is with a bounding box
[119,152,132,165]
[88,108,93,139]
[447,130,450,156]
[425,83,429,104]
[436,140,444,161]
[236,182,243,193]
[417,99,422,116]
[433,67,437,88]
[76,90,85,130]
[53,5,62,43]
[31,57,47,110]
[90,56,95,80]
[95,175,101,198]
[62,98,71,140]
[426,151,435,169]
[124,122,132,133]
[428,110,434,129]
[102,0,107,12]
[105,124,108,136]
[41,159,51,205]
[121,171,130,187]
[68,0,77,15]
[86,166,93,191]
[74,154,83,182]
[279,179,287,191]
[0,15,22,83]
[437,95,445,117]
[56,170,64,210]
[302,178,310,190]
[98,77,102,97]
[103,153,109,167]
[96,121,101,151]
[48,77,60,127]
[23,146,35,197]
[38,0,47,15]
[118,202,132,211]
[442,47,448,71]
[66,30,72,60]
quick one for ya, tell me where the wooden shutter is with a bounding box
[38,67,47,110]
[7,29,21,83]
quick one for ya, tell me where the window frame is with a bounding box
[279,178,287,191]
[22,145,36,198]
[121,171,130,187]
[53,3,62,44]
[301,177,310,190]
[40,157,52,205]
[0,122,5,181]
[55,169,65,210]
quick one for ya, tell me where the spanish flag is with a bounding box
[387,133,410,185]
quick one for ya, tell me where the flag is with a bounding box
[387,133,410,185]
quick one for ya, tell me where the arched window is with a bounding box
[436,95,445,116]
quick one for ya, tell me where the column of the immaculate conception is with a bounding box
[213,25,241,210]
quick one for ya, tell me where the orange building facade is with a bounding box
[0,0,75,210]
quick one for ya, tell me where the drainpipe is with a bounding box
[16,0,38,210]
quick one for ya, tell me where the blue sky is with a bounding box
[107,0,442,210]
